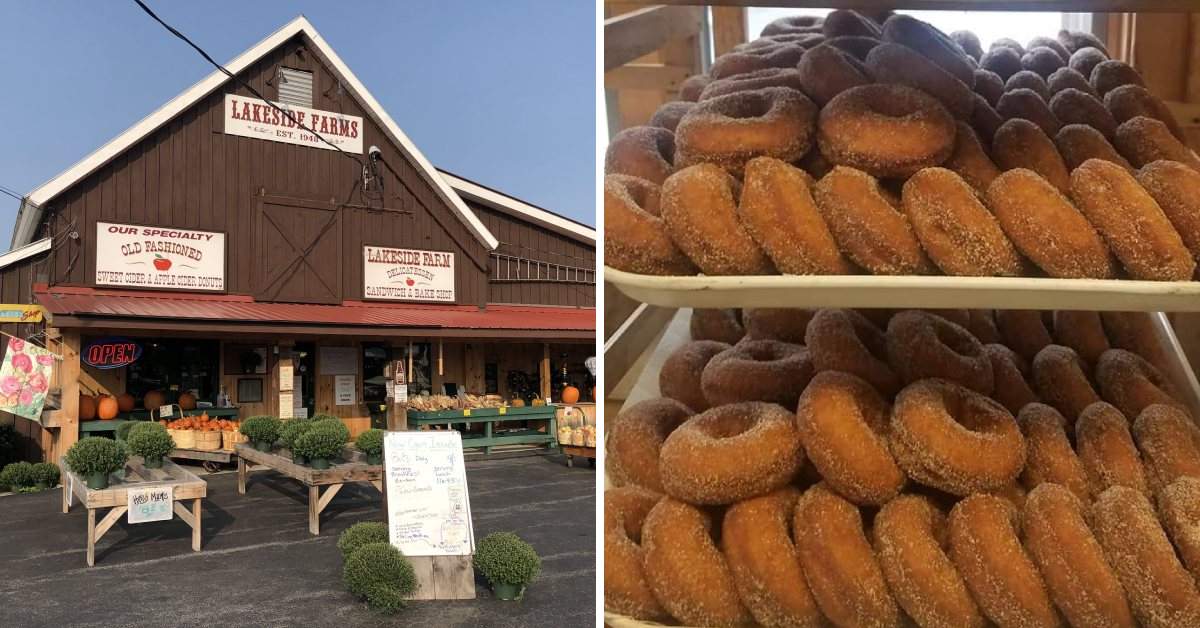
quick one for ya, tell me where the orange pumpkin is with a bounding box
[116,392,135,412]
[79,394,97,420]
[561,385,580,405]
[97,395,119,420]
[512,398,526,408]
[178,391,197,410]
[143,390,165,411]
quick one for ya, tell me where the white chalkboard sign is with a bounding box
[384,431,474,556]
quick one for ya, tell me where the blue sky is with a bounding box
[0,1,595,244]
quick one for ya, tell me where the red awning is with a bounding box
[33,285,594,339]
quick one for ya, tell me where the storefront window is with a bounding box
[360,343,434,400]
[125,338,221,404]
[405,343,433,396]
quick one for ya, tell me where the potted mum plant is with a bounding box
[32,462,60,490]
[65,437,128,490]
[337,521,390,559]
[356,428,385,465]
[0,461,34,492]
[239,415,281,451]
[279,417,314,464]
[343,541,418,613]
[126,422,176,468]
[474,532,541,601]
[292,424,345,469]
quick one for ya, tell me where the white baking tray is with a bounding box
[606,267,1200,312]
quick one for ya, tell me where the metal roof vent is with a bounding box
[277,67,312,108]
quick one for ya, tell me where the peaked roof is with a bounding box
[439,169,595,245]
[12,15,500,251]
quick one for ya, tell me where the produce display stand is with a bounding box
[407,405,559,454]
[59,455,207,567]
[168,446,238,473]
[560,445,596,468]
[557,403,597,468]
[79,407,239,435]
[235,444,383,535]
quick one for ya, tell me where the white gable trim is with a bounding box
[13,15,498,251]
[0,237,51,271]
[439,171,595,245]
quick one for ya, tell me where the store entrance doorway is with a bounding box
[292,342,316,418]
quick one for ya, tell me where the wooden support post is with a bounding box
[308,485,321,535]
[237,454,248,494]
[711,6,747,57]
[192,498,202,551]
[540,343,551,403]
[52,328,81,463]
[86,508,97,567]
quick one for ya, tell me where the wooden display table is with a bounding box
[60,456,206,566]
[235,444,383,535]
[561,445,596,468]
[80,407,240,435]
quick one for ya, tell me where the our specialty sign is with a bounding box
[223,94,363,154]
[363,246,455,302]
[95,222,225,291]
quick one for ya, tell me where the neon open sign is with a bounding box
[83,337,142,369]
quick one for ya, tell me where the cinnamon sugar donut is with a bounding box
[1092,485,1200,627]
[1022,46,1066,79]
[1047,66,1097,98]
[742,308,814,344]
[1115,116,1200,172]
[825,35,881,61]
[1090,60,1145,99]
[1005,70,1050,101]
[997,88,1063,137]
[1032,344,1102,422]
[1052,310,1111,366]
[812,166,934,275]
[722,487,824,628]
[661,164,776,275]
[1030,36,1071,61]
[823,8,881,38]
[981,46,1023,81]
[974,68,1005,105]
[971,94,1005,146]
[679,74,711,102]
[604,175,697,276]
[1138,159,1200,267]
[900,167,1022,276]
[881,15,975,86]
[710,44,806,80]
[796,371,905,505]
[991,37,1026,56]
[759,32,826,48]
[676,87,817,176]
[952,30,984,60]
[1049,88,1118,139]
[1101,311,1173,375]
[967,309,1001,343]
[984,343,1039,415]
[604,126,674,184]
[890,379,1024,494]
[642,497,753,626]
[659,340,730,413]
[873,494,985,628]
[699,67,805,101]
[761,15,823,37]
[1076,401,1152,498]
[1105,84,1186,141]
[607,398,692,492]
[604,487,668,620]
[1069,158,1196,280]
[817,84,957,179]
[1054,124,1133,171]
[691,308,743,344]
[659,402,803,504]
[738,156,852,275]
[1098,346,1182,417]
[806,308,900,397]
[984,166,1113,277]
[793,483,902,627]
[887,310,994,394]
[867,43,974,119]
[1022,483,1136,628]
[996,309,1055,363]
[796,43,872,107]
[1131,404,1200,492]
[1059,31,1108,56]
[947,494,1061,628]
[648,101,693,133]
[1018,403,1091,500]
[1069,47,1108,81]
[1156,476,1200,580]
[701,339,814,408]
[992,119,1071,193]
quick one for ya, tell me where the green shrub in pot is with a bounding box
[0,461,35,491]
[31,462,60,489]
[355,429,385,465]
[337,521,390,559]
[343,542,418,613]
[239,416,281,451]
[310,417,350,444]
[279,417,314,463]
[115,421,138,442]
[126,423,175,468]
[473,532,541,600]
[65,437,128,490]
[292,424,345,469]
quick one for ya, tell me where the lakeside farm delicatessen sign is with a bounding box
[95,222,225,291]
[364,246,455,302]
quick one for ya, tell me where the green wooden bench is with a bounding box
[407,405,558,454]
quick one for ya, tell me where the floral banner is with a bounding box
[0,337,54,421]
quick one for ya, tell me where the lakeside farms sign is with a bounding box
[223,94,364,154]
[363,246,455,303]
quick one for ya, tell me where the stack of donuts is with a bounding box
[605,10,1200,282]
[605,307,1200,627]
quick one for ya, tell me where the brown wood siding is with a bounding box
[36,35,491,306]
[466,200,596,307]
[0,252,50,462]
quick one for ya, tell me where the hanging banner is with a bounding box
[363,246,455,302]
[0,305,44,323]
[223,94,363,154]
[95,222,225,291]
[0,337,55,421]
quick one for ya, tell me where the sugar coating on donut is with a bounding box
[971,94,1004,146]
[604,487,669,620]
[761,14,823,38]
[1069,47,1108,80]
[947,494,1061,628]
[1030,36,1072,62]
[658,340,729,413]
[1091,485,1200,627]
[607,397,693,492]
[881,14,975,87]
[991,37,1026,56]
[1115,116,1200,172]
[823,9,882,39]
[1157,476,1200,582]
[721,487,824,627]
[952,30,984,60]
[642,497,754,626]
[659,401,803,504]
[743,308,815,344]
[866,43,974,119]
[604,174,698,276]
[793,483,902,627]
[1054,124,1132,171]
[1005,70,1050,101]
[1138,159,1200,265]
[1022,46,1066,79]
[604,126,675,184]
[983,343,1039,415]
[1060,30,1109,56]
[1131,403,1200,493]
[944,123,1001,196]
[1071,157,1196,280]
[995,309,1055,363]
[795,43,872,109]
[1090,59,1145,99]
[1075,401,1152,499]
[1021,483,1136,628]
[1052,310,1111,366]
[973,68,1004,105]
[1101,311,1174,376]
[1049,88,1117,139]
[699,67,805,102]
[890,378,1025,495]
[873,494,986,628]
[806,308,900,397]
[679,74,711,102]
[1017,403,1092,501]
[690,308,743,344]
[993,118,1070,193]
[1106,84,1186,141]
[967,309,1002,344]
[981,46,1023,81]
[676,87,817,177]
[1047,66,1097,98]
[886,310,995,394]
[825,35,882,61]
[648,100,694,132]
[661,164,776,276]
[1032,344,1102,423]
[701,339,814,408]
[709,44,807,81]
